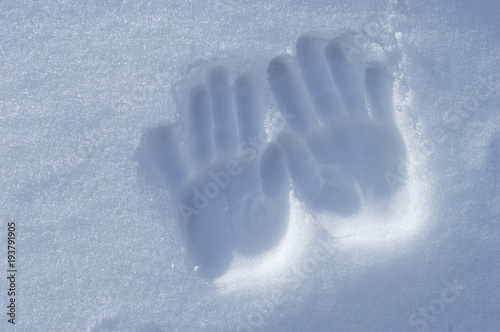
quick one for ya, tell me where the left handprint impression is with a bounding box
[140,67,289,280]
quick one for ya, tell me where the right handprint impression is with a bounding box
[268,34,407,214]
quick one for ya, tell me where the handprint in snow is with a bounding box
[141,67,289,279]
[268,34,407,214]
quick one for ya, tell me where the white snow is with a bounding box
[1,0,499,331]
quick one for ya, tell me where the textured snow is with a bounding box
[1,0,499,331]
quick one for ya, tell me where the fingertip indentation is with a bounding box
[260,142,287,198]
[365,63,394,122]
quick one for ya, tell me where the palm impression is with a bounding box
[142,67,289,280]
[268,34,407,214]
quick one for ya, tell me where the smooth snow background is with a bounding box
[0,0,499,331]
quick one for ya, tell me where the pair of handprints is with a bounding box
[141,33,406,279]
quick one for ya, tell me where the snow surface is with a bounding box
[1,0,499,331]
